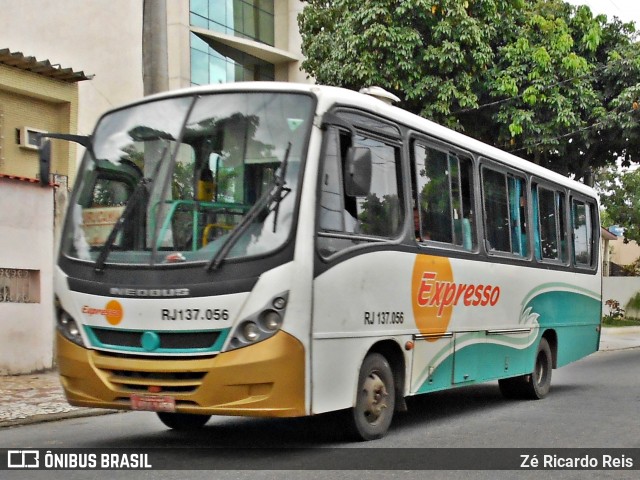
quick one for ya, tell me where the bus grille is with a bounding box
[88,327,221,351]
[104,369,207,394]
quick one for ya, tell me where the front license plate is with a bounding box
[130,394,176,413]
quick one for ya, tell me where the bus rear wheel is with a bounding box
[157,412,211,430]
[349,353,396,441]
[499,337,552,400]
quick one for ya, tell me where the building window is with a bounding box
[0,268,40,303]
[190,32,275,85]
[190,0,275,46]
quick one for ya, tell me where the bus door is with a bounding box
[312,118,407,412]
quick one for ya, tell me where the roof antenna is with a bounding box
[359,86,401,105]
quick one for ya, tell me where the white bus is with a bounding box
[44,82,601,440]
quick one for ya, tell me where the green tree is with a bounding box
[299,0,520,129]
[597,166,640,243]
[476,2,640,182]
[298,1,640,181]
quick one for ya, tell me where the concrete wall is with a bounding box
[608,236,640,267]
[0,64,79,182]
[602,276,640,318]
[0,178,55,374]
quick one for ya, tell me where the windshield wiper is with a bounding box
[206,142,292,272]
[94,141,171,273]
[94,176,153,273]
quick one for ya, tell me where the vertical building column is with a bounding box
[143,0,169,95]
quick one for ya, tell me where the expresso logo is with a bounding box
[411,255,500,340]
[82,300,123,326]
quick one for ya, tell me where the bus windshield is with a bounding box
[61,91,313,267]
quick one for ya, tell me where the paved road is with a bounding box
[0,348,638,479]
[2,327,638,427]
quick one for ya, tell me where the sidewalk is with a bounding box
[1,327,639,428]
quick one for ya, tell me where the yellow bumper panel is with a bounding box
[57,330,306,417]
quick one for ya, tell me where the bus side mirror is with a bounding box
[39,139,51,187]
[344,147,372,197]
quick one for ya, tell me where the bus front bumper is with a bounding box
[56,330,306,417]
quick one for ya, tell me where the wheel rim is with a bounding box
[362,371,390,425]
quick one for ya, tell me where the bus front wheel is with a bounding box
[499,337,552,400]
[349,353,396,441]
[157,412,211,430]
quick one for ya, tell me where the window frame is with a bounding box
[479,160,531,261]
[570,194,599,271]
[410,136,478,253]
[315,109,406,259]
[532,180,569,266]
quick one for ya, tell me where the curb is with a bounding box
[0,408,120,429]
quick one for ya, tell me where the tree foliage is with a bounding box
[597,166,640,243]
[298,0,640,182]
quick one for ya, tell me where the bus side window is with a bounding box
[350,134,402,237]
[318,128,350,233]
[572,199,596,268]
[412,142,476,250]
[534,185,567,262]
[482,167,528,256]
[317,126,404,256]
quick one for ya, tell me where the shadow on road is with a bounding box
[88,381,565,449]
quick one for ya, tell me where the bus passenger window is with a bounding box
[535,186,567,262]
[572,200,595,267]
[412,142,476,250]
[482,168,528,256]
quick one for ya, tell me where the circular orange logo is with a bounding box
[105,299,124,325]
[411,255,454,339]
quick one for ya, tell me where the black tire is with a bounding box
[349,353,396,441]
[157,412,211,431]
[499,337,552,400]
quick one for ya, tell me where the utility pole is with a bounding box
[142,0,169,95]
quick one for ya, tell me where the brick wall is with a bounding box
[0,64,78,184]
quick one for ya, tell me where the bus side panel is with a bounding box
[311,250,601,414]
[522,286,601,367]
[311,251,415,415]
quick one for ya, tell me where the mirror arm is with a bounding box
[38,133,92,186]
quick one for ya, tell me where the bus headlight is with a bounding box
[56,297,85,347]
[261,310,282,331]
[226,292,288,351]
[242,322,261,342]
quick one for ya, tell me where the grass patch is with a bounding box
[602,317,640,327]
